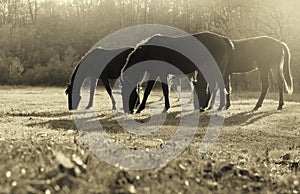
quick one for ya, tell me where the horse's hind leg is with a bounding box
[277,81,284,110]
[176,78,182,102]
[86,77,97,109]
[188,81,194,103]
[254,72,269,111]
[102,78,116,110]
[161,75,170,112]
[273,68,284,110]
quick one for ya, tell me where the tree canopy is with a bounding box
[0,0,299,91]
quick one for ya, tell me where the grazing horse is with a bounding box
[65,47,139,110]
[121,32,234,114]
[167,74,195,102]
[222,36,293,110]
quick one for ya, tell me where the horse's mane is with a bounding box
[66,47,103,94]
[121,34,163,74]
[69,47,105,81]
[232,35,280,42]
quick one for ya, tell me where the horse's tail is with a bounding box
[280,42,293,94]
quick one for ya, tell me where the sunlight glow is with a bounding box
[36,0,74,4]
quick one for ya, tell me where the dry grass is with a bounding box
[0,87,299,193]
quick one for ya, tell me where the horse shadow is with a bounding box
[26,109,279,132]
[8,111,72,118]
[223,110,279,126]
[27,118,76,131]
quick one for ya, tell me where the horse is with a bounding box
[121,32,234,114]
[221,36,293,110]
[65,47,140,111]
[167,74,195,102]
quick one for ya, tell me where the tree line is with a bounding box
[0,0,299,91]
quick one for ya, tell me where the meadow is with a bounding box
[0,86,299,193]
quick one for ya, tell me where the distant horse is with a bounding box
[65,47,140,110]
[167,74,194,102]
[221,36,293,110]
[121,32,234,114]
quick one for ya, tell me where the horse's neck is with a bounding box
[72,74,86,95]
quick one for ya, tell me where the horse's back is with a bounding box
[193,32,229,55]
[231,36,283,73]
[139,35,212,74]
[192,32,233,75]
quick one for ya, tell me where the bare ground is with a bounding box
[0,86,299,193]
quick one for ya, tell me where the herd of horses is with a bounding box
[65,32,293,114]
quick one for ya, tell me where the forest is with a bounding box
[0,0,299,92]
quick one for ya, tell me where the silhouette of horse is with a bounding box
[222,36,293,110]
[65,47,139,110]
[167,74,195,102]
[121,32,234,114]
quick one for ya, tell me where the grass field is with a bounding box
[0,86,299,193]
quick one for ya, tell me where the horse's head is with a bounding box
[65,83,81,110]
[119,46,145,113]
[121,76,139,114]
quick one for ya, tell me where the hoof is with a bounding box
[162,106,169,113]
[136,107,143,114]
[199,108,205,112]
[225,104,231,110]
[217,105,225,111]
[253,104,261,111]
[207,106,213,110]
[277,103,283,110]
[136,104,145,113]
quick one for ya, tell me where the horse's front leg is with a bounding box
[176,78,182,102]
[161,75,170,112]
[102,78,116,110]
[86,77,97,109]
[136,80,156,113]
[193,78,208,112]
[208,89,215,110]
[188,81,194,103]
[135,83,141,108]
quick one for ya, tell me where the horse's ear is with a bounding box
[65,84,70,95]
[65,83,70,95]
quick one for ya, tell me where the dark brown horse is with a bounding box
[121,32,234,113]
[65,47,139,110]
[222,36,293,110]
